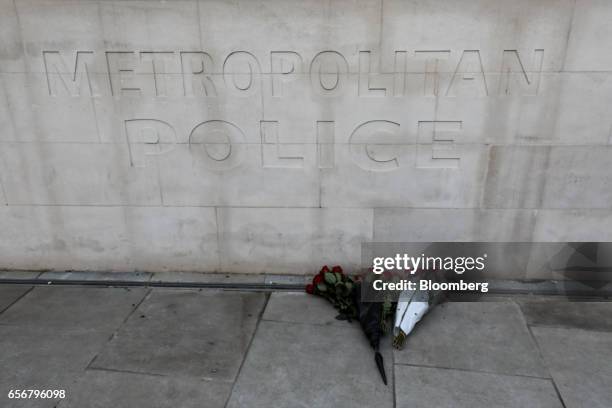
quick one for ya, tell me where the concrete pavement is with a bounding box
[0,285,611,407]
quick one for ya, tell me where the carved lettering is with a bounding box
[181,52,217,97]
[310,51,349,96]
[317,121,335,169]
[106,51,145,97]
[43,48,546,98]
[43,51,98,96]
[393,51,407,97]
[260,121,305,168]
[349,120,402,171]
[358,51,387,97]
[140,52,176,97]
[414,50,450,97]
[223,51,261,96]
[189,120,246,170]
[125,119,177,167]
[498,49,544,96]
[416,121,461,169]
[446,51,488,97]
[270,51,303,97]
[122,118,466,171]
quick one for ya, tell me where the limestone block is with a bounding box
[93,79,264,144]
[482,146,550,209]
[532,210,612,241]
[156,144,320,207]
[0,142,162,205]
[0,205,218,272]
[552,72,612,145]
[197,0,382,72]
[484,146,612,210]
[0,178,5,205]
[120,206,219,272]
[380,0,575,73]
[0,73,101,142]
[0,0,611,273]
[0,205,130,271]
[98,1,201,54]
[541,146,612,209]
[564,0,612,71]
[15,0,107,73]
[0,0,24,72]
[373,208,537,242]
[217,207,373,274]
[321,144,488,208]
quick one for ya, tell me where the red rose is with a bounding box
[313,274,323,285]
[332,265,343,274]
[320,265,330,274]
[305,284,314,294]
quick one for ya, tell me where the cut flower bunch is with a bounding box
[306,265,358,320]
[305,264,444,385]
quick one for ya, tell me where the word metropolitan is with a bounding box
[43,49,544,98]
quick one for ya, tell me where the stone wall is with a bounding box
[0,0,611,275]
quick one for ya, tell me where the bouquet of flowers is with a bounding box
[306,265,395,384]
[306,265,444,385]
[306,265,357,320]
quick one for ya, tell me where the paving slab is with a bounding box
[0,325,108,408]
[532,327,612,408]
[517,299,612,331]
[394,302,548,378]
[394,365,562,408]
[92,289,266,381]
[0,286,148,333]
[263,292,358,327]
[0,285,31,313]
[58,370,231,408]
[226,320,393,408]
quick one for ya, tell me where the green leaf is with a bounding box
[334,272,342,282]
[316,282,327,292]
[324,272,336,285]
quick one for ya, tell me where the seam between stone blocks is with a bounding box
[0,285,34,315]
[524,323,568,408]
[526,323,612,336]
[223,292,271,408]
[516,297,568,408]
[393,361,552,381]
[2,204,609,211]
[86,288,153,369]
[560,0,578,73]
[215,206,222,273]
